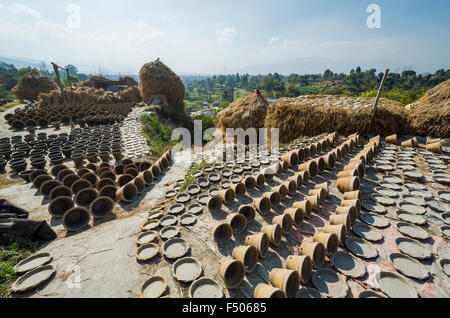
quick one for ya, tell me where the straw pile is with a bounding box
[407,79,450,138]
[217,91,269,134]
[265,95,410,144]
[139,59,185,109]
[11,70,58,101]
[78,75,138,90]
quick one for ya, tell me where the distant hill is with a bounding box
[0,55,45,69]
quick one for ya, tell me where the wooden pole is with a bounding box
[51,62,69,106]
[367,69,389,135]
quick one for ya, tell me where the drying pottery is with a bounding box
[376,271,418,298]
[388,253,429,280]
[311,269,348,298]
[286,255,312,284]
[329,213,351,231]
[219,258,245,289]
[272,213,294,235]
[395,222,429,240]
[352,222,383,242]
[14,253,53,275]
[162,238,189,259]
[253,196,271,215]
[285,208,304,227]
[238,205,256,223]
[226,213,247,234]
[395,210,426,226]
[160,215,178,227]
[261,224,282,247]
[168,203,185,215]
[395,237,432,259]
[206,196,222,212]
[254,284,286,298]
[48,196,74,218]
[232,245,258,273]
[293,200,312,219]
[160,226,180,240]
[89,196,114,219]
[141,219,160,231]
[172,257,203,283]
[189,278,223,298]
[138,276,167,298]
[324,224,347,246]
[245,233,269,258]
[313,232,339,255]
[345,236,378,259]
[337,176,360,193]
[62,207,90,231]
[358,290,387,298]
[180,213,197,226]
[300,242,325,267]
[136,231,157,246]
[212,223,232,244]
[269,268,300,298]
[398,202,426,215]
[331,251,366,278]
[359,213,390,228]
[11,265,55,293]
[361,201,387,214]
[295,288,323,298]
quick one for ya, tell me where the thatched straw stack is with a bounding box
[11,70,58,100]
[265,95,410,144]
[407,80,450,138]
[118,86,141,102]
[217,91,269,134]
[139,59,185,109]
[78,75,138,90]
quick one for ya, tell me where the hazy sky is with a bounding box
[0,0,449,75]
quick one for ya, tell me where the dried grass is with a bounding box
[78,75,138,90]
[11,70,58,100]
[407,79,450,138]
[264,95,410,144]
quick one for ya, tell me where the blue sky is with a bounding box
[0,0,449,74]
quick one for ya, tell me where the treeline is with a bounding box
[185,67,450,104]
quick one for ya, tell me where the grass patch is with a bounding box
[180,161,210,191]
[280,136,306,149]
[0,242,39,298]
[140,113,177,159]
[0,101,21,113]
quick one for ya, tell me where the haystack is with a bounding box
[79,75,138,90]
[139,59,185,109]
[118,86,141,102]
[265,95,410,144]
[217,91,269,134]
[11,70,58,100]
[407,80,450,138]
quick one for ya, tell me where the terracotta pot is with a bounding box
[261,224,282,246]
[116,183,138,203]
[329,213,351,231]
[295,148,305,163]
[231,182,246,198]
[90,196,114,219]
[285,208,304,227]
[299,160,318,178]
[254,284,286,298]
[226,213,247,234]
[313,157,325,174]
[75,188,98,207]
[341,199,361,214]
[40,180,62,199]
[281,150,298,168]
[207,196,222,213]
[300,242,325,268]
[293,200,312,219]
[150,165,161,179]
[219,258,245,289]
[426,142,442,154]
[212,223,232,244]
[244,176,257,190]
[100,171,116,182]
[272,214,294,235]
[63,207,91,231]
[298,170,309,184]
[338,169,358,178]
[289,174,303,189]
[253,197,271,215]
[232,245,258,273]
[308,188,327,203]
[219,188,235,205]
[306,194,320,212]
[139,170,153,186]
[343,190,362,201]
[263,191,281,207]
[344,163,364,178]
[337,176,360,193]
[99,185,118,201]
[263,166,275,181]
[245,233,269,258]
[313,232,339,255]
[273,184,288,200]
[49,185,73,201]
[335,205,357,224]
[314,182,329,198]
[133,177,145,194]
[48,196,74,218]
[401,139,415,148]
[324,224,347,246]
[385,134,397,145]
[269,268,300,298]
[283,180,297,196]
[238,205,256,223]
[286,255,312,284]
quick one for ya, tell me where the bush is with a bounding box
[141,113,177,158]
[359,88,426,105]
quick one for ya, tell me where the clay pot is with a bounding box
[254,284,286,298]
[288,174,302,189]
[245,233,269,258]
[299,160,318,178]
[226,213,247,234]
[295,148,305,163]
[324,224,347,246]
[49,185,73,201]
[125,167,139,178]
[90,196,114,219]
[401,139,415,148]
[100,171,116,182]
[281,151,298,168]
[150,165,161,179]
[337,176,360,193]
[133,177,145,194]
[293,200,312,219]
[426,142,442,154]
[315,182,329,198]
[308,188,327,203]
[285,208,304,227]
[385,134,397,145]
[81,172,99,188]
[341,199,361,213]
[344,163,364,178]
[298,170,309,184]
[219,188,235,204]
[253,173,265,188]
[273,184,288,200]
[283,180,297,197]
[49,196,74,218]
[264,191,281,207]
[321,153,335,171]
[338,169,358,179]
[212,223,232,244]
[344,190,362,201]
[238,205,256,223]
[253,197,271,215]
[219,258,245,289]
[63,207,91,231]
[18,170,33,183]
[10,159,27,173]
[206,196,222,213]
[116,183,138,203]
[99,185,118,201]
[118,174,134,187]
[305,194,320,212]
[329,213,351,231]
[30,169,48,183]
[300,242,325,268]
[268,163,282,176]
[75,188,98,207]
[286,255,313,284]
[261,224,282,247]
[231,182,246,198]
[313,157,325,174]
[335,206,357,224]
[232,245,258,273]
[71,179,92,195]
[97,178,115,190]
[71,154,84,167]
[272,214,294,235]
[263,166,275,181]
[57,169,75,182]
[313,232,339,255]
[40,180,62,199]
[139,170,153,186]
[244,176,257,190]
[269,268,300,298]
